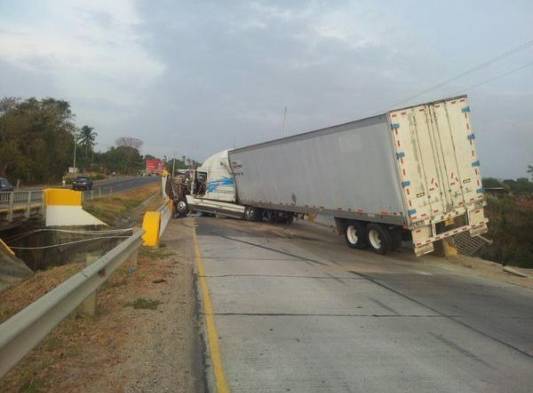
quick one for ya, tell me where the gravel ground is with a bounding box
[111,218,204,393]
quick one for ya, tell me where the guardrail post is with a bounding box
[25,191,32,218]
[78,254,98,317]
[7,192,14,222]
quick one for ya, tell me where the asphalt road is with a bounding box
[194,217,533,393]
[15,175,159,193]
[82,176,159,196]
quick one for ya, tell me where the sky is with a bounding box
[0,0,532,179]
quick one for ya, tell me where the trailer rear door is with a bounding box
[389,96,483,225]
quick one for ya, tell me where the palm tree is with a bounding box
[79,125,97,157]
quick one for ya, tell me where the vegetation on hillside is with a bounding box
[481,176,533,268]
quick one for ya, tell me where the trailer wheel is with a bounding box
[175,200,189,217]
[367,223,392,254]
[244,207,261,221]
[344,223,367,249]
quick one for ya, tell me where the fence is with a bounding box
[0,229,144,378]
[83,186,115,201]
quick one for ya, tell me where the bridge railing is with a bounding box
[0,191,43,205]
[0,191,44,222]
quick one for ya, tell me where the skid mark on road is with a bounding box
[368,297,400,315]
[429,332,495,369]
[351,270,533,359]
[219,234,330,266]
[193,224,231,393]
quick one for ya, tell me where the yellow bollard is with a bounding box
[142,211,161,247]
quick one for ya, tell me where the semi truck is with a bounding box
[178,95,488,256]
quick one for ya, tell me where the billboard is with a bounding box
[146,159,164,175]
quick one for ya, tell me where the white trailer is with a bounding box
[184,95,488,256]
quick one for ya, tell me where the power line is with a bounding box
[393,38,533,106]
[453,59,533,94]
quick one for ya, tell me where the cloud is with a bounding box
[0,0,164,104]
[1,0,532,177]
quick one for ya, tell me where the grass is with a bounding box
[0,263,84,324]
[18,378,43,393]
[125,297,162,310]
[84,183,160,225]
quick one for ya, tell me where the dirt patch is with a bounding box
[434,254,533,290]
[0,218,203,393]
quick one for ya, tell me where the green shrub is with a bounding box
[480,195,533,268]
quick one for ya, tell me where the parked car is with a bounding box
[71,176,93,191]
[0,177,14,192]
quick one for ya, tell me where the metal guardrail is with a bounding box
[0,228,143,378]
[158,200,173,237]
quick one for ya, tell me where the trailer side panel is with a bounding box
[229,114,405,224]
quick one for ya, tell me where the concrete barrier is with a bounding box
[44,188,82,206]
[43,188,105,226]
[142,199,173,248]
[142,211,161,247]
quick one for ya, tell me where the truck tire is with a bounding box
[244,206,261,221]
[344,222,367,249]
[366,223,392,254]
[176,200,189,217]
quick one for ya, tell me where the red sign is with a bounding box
[146,159,164,174]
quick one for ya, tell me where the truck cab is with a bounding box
[185,150,246,218]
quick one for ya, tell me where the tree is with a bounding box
[116,136,143,150]
[528,164,533,181]
[0,97,75,182]
[482,177,502,188]
[100,146,144,175]
[79,125,97,156]
[0,97,19,114]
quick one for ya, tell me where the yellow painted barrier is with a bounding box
[0,238,15,256]
[44,188,82,206]
[142,211,161,247]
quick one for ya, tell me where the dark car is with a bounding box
[0,177,14,192]
[71,176,93,191]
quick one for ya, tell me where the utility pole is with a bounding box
[72,134,78,173]
[172,157,176,177]
[282,106,287,136]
